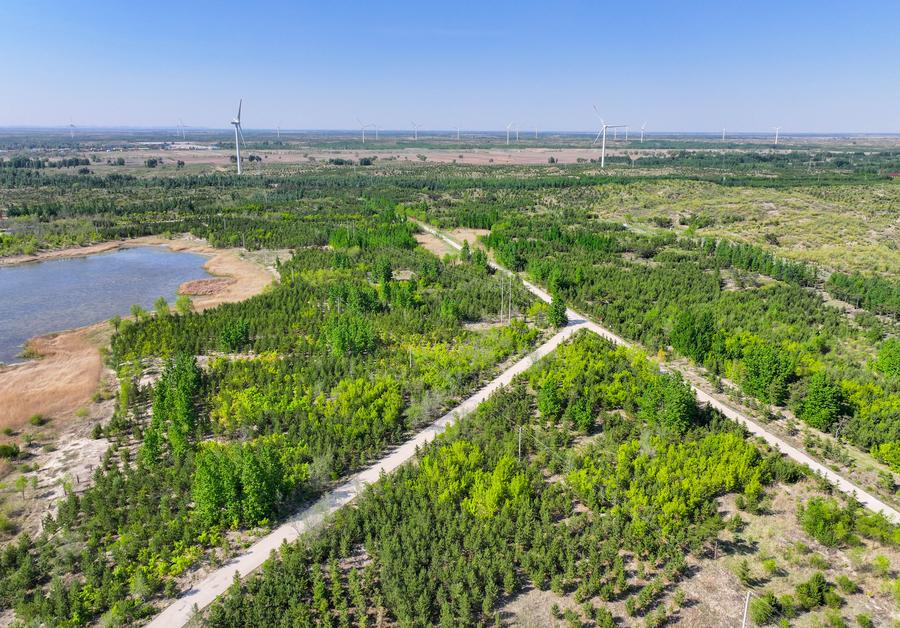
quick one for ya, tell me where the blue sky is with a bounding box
[1,0,897,132]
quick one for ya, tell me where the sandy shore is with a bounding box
[0,235,277,430]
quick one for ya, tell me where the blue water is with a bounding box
[0,246,210,364]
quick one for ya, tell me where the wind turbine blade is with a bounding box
[237,99,242,122]
[238,125,246,148]
[592,130,603,145]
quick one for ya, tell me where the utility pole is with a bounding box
[741,591,751,628]
[508,275,513,322]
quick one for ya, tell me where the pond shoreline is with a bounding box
[0,235,277,431]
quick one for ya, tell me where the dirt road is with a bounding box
[148,222,898,627]
[148,323,586,627]
[418,221,900,524]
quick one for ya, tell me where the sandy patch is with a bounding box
[0,323,105,431]
[0,235,277,431]
[449,227,490,247]
[0,240,124,267]
[179,277,236,297]
[414,232,455,258]
[133,235,277,311]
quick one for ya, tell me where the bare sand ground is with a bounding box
[86,146,663,169]
[0,235,277,431]
[0,324,107,431]
[414,232,455,258]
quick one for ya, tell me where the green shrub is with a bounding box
[0,443,20,459]
[795,571,828,610]
[824,609,847,628]
[797,497,855,547]
[871,554,890,577]
[777,594,796,618]
[823,589,843,609]
[835,574,857,594]
[749,592,778,625]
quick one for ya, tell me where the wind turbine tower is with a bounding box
[722,127,726,141]
[411,122,422,141]
[592,106,625,169]
[230,100,244,175]
[506,122,513,145]
[640,122,647,143]
[773,126,781,146]
[356,118,372,143]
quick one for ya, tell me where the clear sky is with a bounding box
[1,0,897,133]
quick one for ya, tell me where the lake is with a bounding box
[0,246,210,364]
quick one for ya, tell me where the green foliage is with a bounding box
[795,571,829,611]
[638,372,699,434]
[749,591,779,625]
[741,340,795,405]
[671,307,715,362]
[548,293,567,328]
[193,434,309,528]
[218,318,250,352]
[325,312,376,356]
[874,338,900,378]
[798,497,855,547]
[203,333,779,625]
[0,443,20,459]
[800,372,844,431]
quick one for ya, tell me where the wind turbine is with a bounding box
[640,122,647,143]
[455,126,460,141]
[625,126,629,142]
[506,122,513,145]
[178,119,186,140]
[356,118,373,143]
[276,125,281,141]
[230,99,245,175]
[591,106,625,169]
[534,126,538,139]
[722,127,726,141]
[515,124,520,142]
[411,122,422,141]
[773,126,781,146]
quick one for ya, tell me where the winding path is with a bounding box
[150,222,898,627]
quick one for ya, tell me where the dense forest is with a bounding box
[0,154,897,625]
[448,211,900,473]
[0,201,544,625]
[205,333,897,626]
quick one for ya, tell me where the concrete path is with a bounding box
[420,221,900,524]
[150,222,898,627]
[148,323,586,627]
